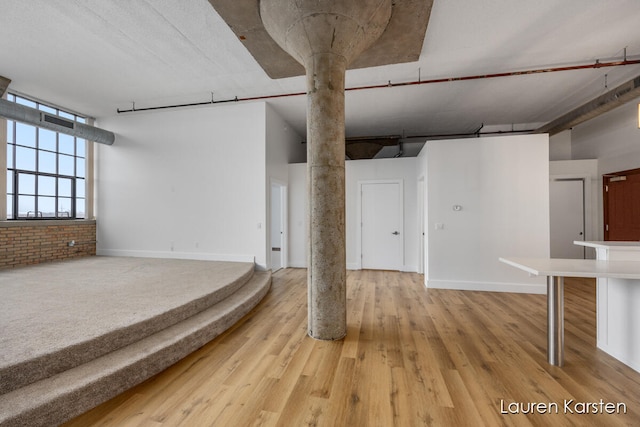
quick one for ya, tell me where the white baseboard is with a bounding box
[597,342,640,374]
[426,279,546,294]
[401,265,418,273]
[96,249,255,264]
[287,261,307,269]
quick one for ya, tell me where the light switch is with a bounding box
[435,223,444,230]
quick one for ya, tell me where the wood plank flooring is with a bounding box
[64,270,640,426]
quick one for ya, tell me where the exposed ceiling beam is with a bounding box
[536,75,640,135]
[0,75,11,97]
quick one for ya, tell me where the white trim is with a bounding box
[270,178,288,271]
[549,173,594,257]
[417,176,425,274]
[402,264,418,273]
[426,279,546,294]
[597,342,640,374]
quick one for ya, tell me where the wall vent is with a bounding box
[42,113,75,129]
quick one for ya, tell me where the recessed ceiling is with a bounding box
[208,0,433,78]
[1,0,639,142]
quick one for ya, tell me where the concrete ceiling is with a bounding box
[208,0,432,79]
[1,0,640,145]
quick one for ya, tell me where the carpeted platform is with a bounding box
[0,256,271,427]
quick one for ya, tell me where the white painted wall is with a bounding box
[265,103,304,270]
[571,98,640,175]
[95,102,269,268]
[288,157,419,271]
[288,163,307,268]
[549,159,598,257]
[347,158,418,271]
[570,99,640,241]
[549,129,572,161]
[417,149,429,279]
[265,103,305,183]
[425,134,550,293]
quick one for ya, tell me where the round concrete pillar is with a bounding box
[260,0,392,340]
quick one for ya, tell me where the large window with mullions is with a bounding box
[6,94,86,219]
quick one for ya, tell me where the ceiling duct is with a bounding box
[536,74,640,136]
[0,98,115,145]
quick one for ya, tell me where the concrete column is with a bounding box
[260,0,391,340]
[306,53,348,339]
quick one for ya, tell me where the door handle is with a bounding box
[392,231,400,235]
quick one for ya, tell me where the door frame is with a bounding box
[269,179,288,271]
[356,179,404,271]
[603,167,640,241]
[549,177,586,259]
[417,176,425,274]
[550,173,593,257]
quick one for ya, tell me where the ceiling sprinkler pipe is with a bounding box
[115,58,640,114]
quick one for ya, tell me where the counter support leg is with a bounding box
[547,275,564,366]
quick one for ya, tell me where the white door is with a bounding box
[550,179,585,259]
[270,183,285,271]
[361,181,403,270]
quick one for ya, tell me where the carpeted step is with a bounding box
[0,270,271,427]
[0,257,255,395]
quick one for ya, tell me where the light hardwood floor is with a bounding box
[65,269,640,426]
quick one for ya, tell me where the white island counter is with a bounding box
[574,241,640,373]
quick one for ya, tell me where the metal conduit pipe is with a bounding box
[535,74,640,135]
[115,58,640,114]
[0,98,115,145]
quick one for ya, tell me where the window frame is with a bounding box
[5,93,87,220]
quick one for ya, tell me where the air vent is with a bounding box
[42,113,75,129]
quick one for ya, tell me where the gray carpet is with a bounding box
[0,256,271,427]
[0,256,255,394]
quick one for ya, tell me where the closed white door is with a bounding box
[361,181,403,270]
[550,179,585,259]
[270,183,285,271]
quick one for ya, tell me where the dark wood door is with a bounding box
[603,168,640,241]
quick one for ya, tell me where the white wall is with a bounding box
[288,163,307,268]
[549,129,572,161]
[265,103,304,269]
[347,158,418,271]
[550,159,599,257]
[571,99,640,175]
[425,134,550,293]
[95,102,269,268]
[288,157,420,271]
[265,103,305,183]
[570,98,640,240]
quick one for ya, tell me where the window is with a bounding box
[6,94,86,219]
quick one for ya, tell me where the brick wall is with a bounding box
[0,220,96,269]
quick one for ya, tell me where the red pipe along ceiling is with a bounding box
[117,58,640,113]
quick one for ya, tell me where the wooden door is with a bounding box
[604,168,640,241]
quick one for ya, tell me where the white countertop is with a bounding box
[574,241,640,250]
[499,257,640,279]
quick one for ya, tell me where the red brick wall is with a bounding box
[0,220,96,269]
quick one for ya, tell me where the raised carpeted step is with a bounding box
[0,270,271,427]
[0,257,255,395]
